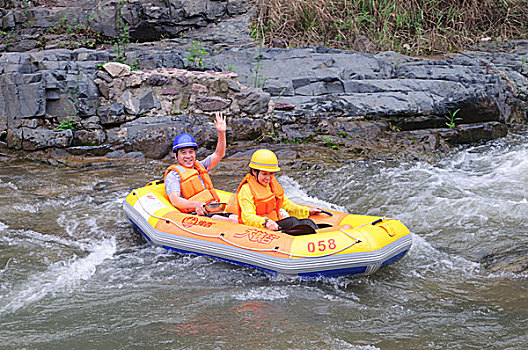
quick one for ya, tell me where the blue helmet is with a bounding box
[172,133,198,152]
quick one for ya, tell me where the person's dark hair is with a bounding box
[250,168,260,178]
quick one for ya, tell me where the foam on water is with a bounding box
[407,233,481,277]
[0,221,7,232]
[0,179,18,190]
[330,342,381,350]
[233,286,290,301]
[12,203,39,213]
[278,174,348,211]
[0,238,116,315]
[57,212,102,238]
[276,174,484,279]
[1,228,93,250]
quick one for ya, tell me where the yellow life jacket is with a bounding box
[164,162,220,206]
[231,173,284,223]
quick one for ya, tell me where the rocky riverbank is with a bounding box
[1,41,527,163]
[1,1,528,162]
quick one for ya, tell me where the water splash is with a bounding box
[406,233,481,278]
[278,174,348,211]
[233,286,290,301]
[0,238,116,315]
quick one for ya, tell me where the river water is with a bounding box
[1,133,527,350]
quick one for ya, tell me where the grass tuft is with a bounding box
[254,0,528,55]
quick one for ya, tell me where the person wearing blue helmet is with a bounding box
[164,112,227,215]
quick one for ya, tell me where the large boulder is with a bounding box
[20,127,73,150]
[105,114,217,159]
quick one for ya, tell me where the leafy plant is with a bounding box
[445,108,462,128]
[63,72,83,117]
[283,137,303,144]
[55,117,78,131]
[113,1,130,65]
[186,40,208,69]
[276,87,287,101]
[250,47,268,88]
[388,121,401,132]
[322,136,339,150]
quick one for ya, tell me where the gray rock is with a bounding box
[122,88,160,115]
[106,149,126,159]
[195,96,232,111]
[73,129,106,146]
[103,62,131,78]
[95,70,113,83]
[124,151,146,159]
[0,73,45,118]
[21,127,72,150]
[146,74,171,86]
[6,128,22,149]
[0,116,7,136]
[98,103,127,125]
[106,114,213,159]
[94,78,109,99]
[66,145,111,156]
[229,116,266,140]
[235,88,270,114]
[440,122,508,144]
[81,116,103,130]
[45,94,75,118]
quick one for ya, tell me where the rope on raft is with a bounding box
[132,191,396,259]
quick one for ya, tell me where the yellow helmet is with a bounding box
[249,149,281,172]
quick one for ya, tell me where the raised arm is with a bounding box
[208,112,227,170]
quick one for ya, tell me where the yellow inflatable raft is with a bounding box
[123,181,412,277]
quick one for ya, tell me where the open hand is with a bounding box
[214,112,227,133]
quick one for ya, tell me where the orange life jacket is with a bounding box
[232,173,284,224]
[164,162,220,206]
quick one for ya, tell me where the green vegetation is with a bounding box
[445,108,462,128]
[250,47,269,88]
[254,0,528,55]
[0,29,16,44]
[283,137,304,144]
[55,117,78,131]
[186,40,208,69]
[388,121,401,132]
[113,0,131,65]
[45,11,100,49]
[64,72,83,117]
[322,136,339,149]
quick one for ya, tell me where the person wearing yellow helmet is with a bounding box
[232,149,322,232]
